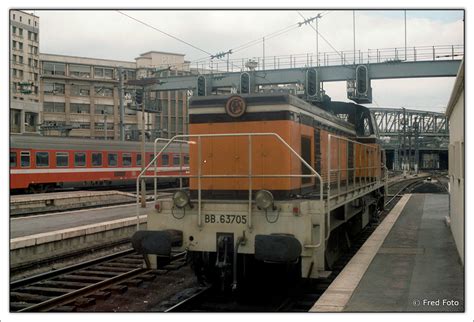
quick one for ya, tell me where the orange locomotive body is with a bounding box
[188,93,381,199]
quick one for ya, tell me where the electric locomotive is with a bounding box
[133,93,386,289]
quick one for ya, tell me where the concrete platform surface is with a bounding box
[312,193,464,312]
[10,202,153,239]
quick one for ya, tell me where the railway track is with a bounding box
[10,249,187,312]
[164,177,427,312]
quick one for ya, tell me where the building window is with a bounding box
[70,84,90,96]
[12,14,15,20]
[19,28,23,37]
[94,67,114,79]
[12,26,16,34]
[95,104,114,115]
[92,152,102,166]
[70,103,90,114]
[43,102,65,113]
[122,153,132,166]
[56,152,69,167]
[10,152,17,167]
[70,64,91,78]
[19,16,22,22]
[43,82,65,95]
[19,42,23,50]
[28,58,32,67]
[74,152,86,167]
[35,152,49,167]
[108,153,118,166]
[162,154,169,166]
[125,70,136,80]
[43,62,66,76]
[18,56,23,64]
[12,40,16,49]
[94,122,114,130]
[20,151,30,167]
[94,86,113,97]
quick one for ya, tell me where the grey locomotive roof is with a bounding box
[189,93,356,131]
[10,135,187,153]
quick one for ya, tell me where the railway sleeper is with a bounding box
[55,275,106,282]
[73,297,96,307]
[11,302,76,312]
[90,291,111,300]
[38,280,91,289]
[10,292,51,303]
[105,284,128,294]
[73,270,124,277]
[19,286,76,296]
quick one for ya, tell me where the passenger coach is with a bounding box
[10,135,189,193]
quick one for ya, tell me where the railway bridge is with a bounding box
[369,107,449,171]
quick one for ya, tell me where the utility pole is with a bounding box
[404,10,407,61]
[104,113,107,140]
[316,15,319,66]
[140,87,146,208]
[353,10,356,65]
[118,67,125,141]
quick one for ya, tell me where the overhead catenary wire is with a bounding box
[297,11,352,66]
[116,10,242,72]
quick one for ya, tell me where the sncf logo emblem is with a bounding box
[225,95,247,118]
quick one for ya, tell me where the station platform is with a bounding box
[10,190,138,216]
[10,195,166,270]
[311,193,464,312]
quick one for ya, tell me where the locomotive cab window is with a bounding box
[108,153,118,166]
[10,152,17,167]
[20,151,30,168]
[56,152,69,167]
[36,152,49,167]
[74,152,86,167]
[301,136,312,184]
[92,152,102,167]
[122,153,132,167]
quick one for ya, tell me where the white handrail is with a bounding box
[137,132,323,233]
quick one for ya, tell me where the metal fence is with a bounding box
[191,44,464,73]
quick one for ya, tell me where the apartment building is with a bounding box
[39,51,191,140]
[10,10,41,133]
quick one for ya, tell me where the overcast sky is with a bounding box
[31,9,464,112]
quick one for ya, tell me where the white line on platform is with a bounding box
[309,194,412,312]
[10,200,155,221]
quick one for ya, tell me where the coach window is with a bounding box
[36,152,49,167]
[10,152,17,167]
[162,154,169,166]
[56,152,69,167]
[184,155,189,165]
[20,151,30,167]
[173,155,180,166]
[92,152,102,167]
[136,153,142,166]
[74,152,86,167]
[122,153,132,167]
[148,154,154,165]
[108,153,118,166]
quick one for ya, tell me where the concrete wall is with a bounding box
[446,60,464,264]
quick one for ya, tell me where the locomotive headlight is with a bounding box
[173,190,190,209]
[255,190,275,211]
